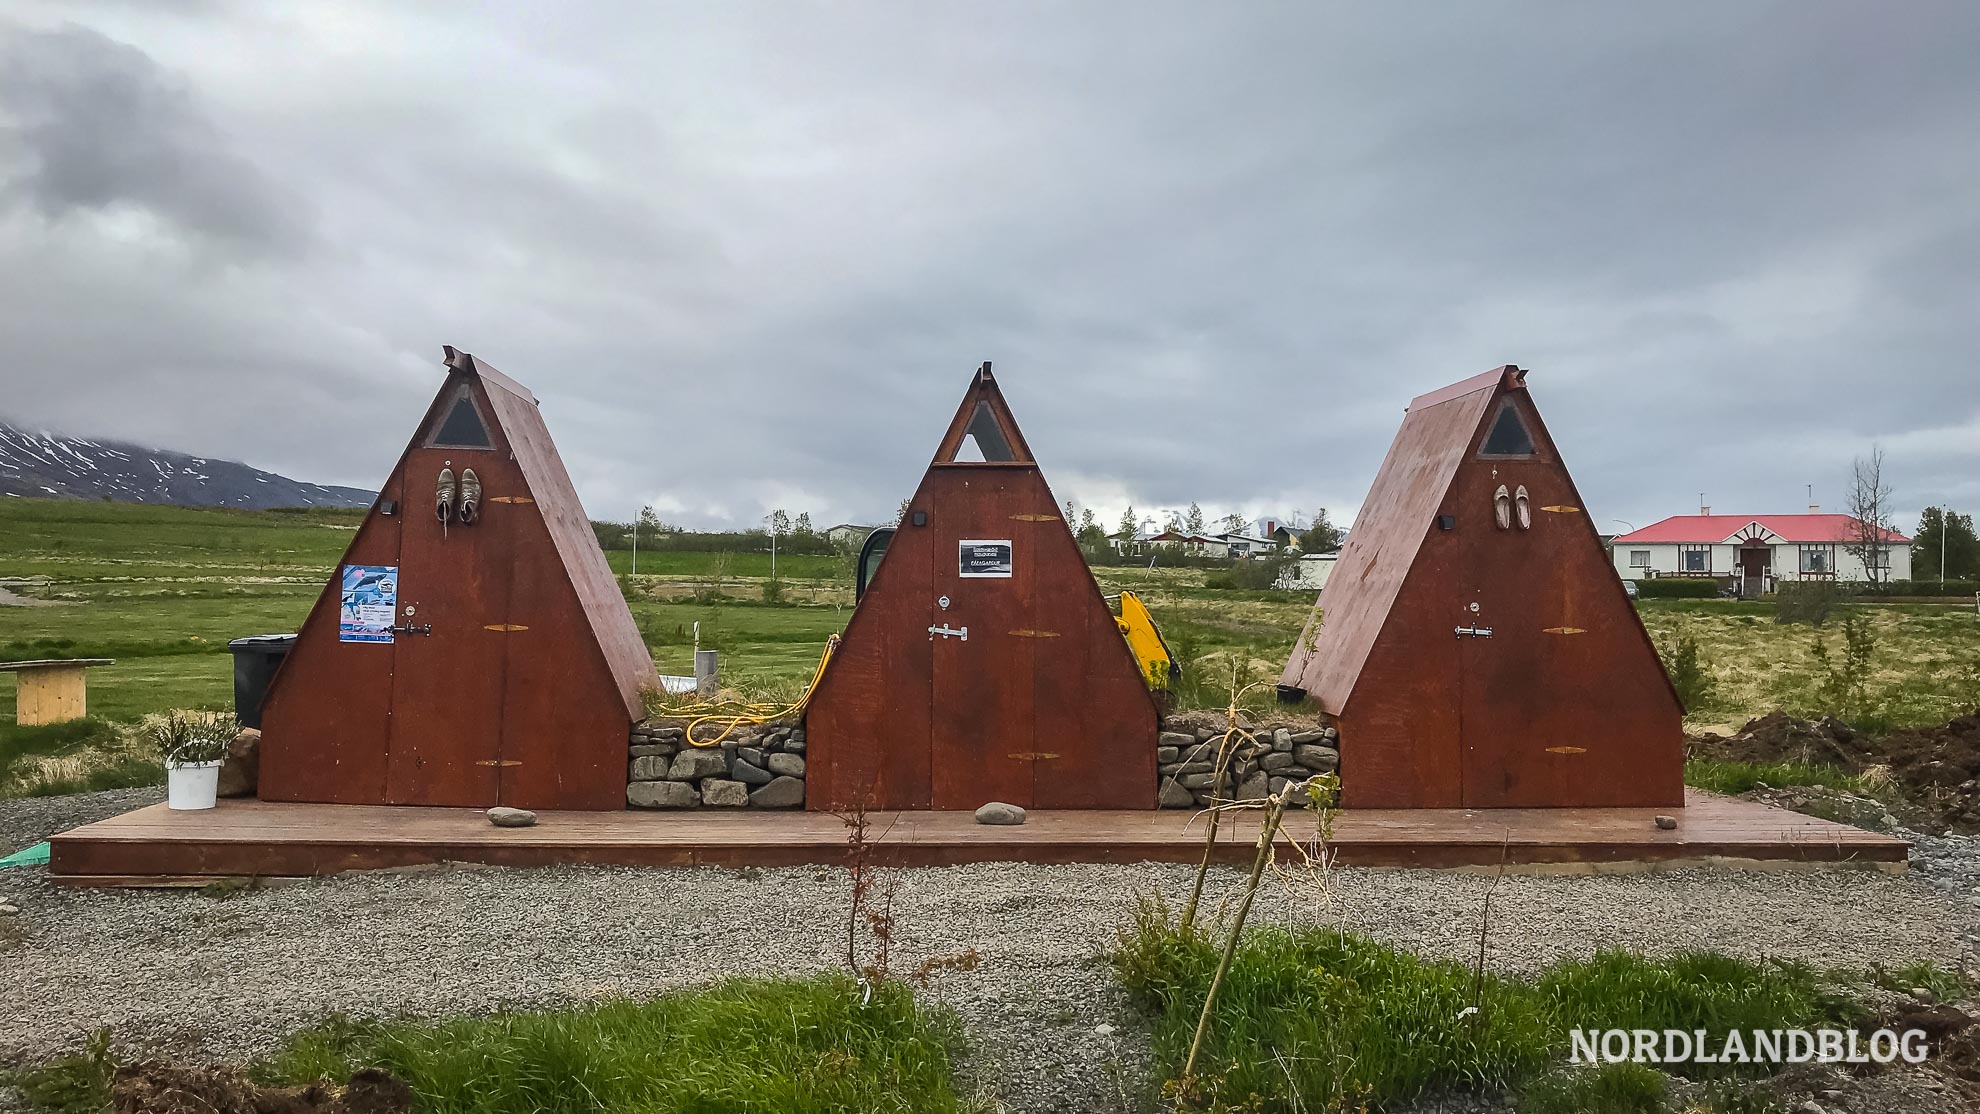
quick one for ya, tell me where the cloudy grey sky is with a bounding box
[2,2,1974,534]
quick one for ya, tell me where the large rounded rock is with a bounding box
[216,728,260,798]
[1293,744,1340,772]
[486,806,536,828]
[975,801,1026,825]
[729,758,774,786]
[750,776,805,808]
[766,752,806,777]
[1158,780,1195,808]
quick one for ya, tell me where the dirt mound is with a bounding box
[110,1062,410,1114]
[1692,709,1980,832]
[1688,711,1865,766]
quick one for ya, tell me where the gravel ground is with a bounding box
[2,790,1977,1113]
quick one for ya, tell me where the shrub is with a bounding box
[1852,578,1980,598]
[1775,580,1840,625]
[1204,556,1293,591]
[1658,629,1712,712]
[1634,578,1720,599]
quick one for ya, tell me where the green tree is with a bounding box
[1219,512,1248,535]
[1077,508,1104,547]
[1300,508,1344,552]
[1064,499,1077,527]
[1183,502,1206,534]
[767,509,792,536]
[1117,504,1138,540]
[1914,507,1979,582]
[792,512,814,538]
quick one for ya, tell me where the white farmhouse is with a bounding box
[1611,512,1911,597]
[1275,551,1339,591]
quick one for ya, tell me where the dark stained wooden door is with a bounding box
[929,472,1036,809]
[1456,459,1561,808]
[385,446,513,805]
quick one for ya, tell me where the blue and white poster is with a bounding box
[339,564,398,643]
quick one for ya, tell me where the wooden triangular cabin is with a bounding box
[807,363,1158,811]
[1279,366,1683,810]
[259,348,658,810]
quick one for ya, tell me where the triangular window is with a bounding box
[955,402,1016,463]
[428,390,492,449]
[1479,402,1535,457]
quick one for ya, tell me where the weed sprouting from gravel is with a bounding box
[1518,1061,1667,1114]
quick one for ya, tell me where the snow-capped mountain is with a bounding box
[0,419,374,510]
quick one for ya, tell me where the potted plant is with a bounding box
[150,712,237,810]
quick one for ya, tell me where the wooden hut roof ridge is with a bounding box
[1280,365,1517,714]
[930,362,1036,465]
[445,348,657,717]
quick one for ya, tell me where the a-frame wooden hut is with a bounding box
[1279,365,1683,810]
[807,363,1158,811]
[259,347,658,811]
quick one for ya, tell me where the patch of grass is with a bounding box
[1519,1062,1667,1114]
[14,976,962,1114]
[4,1029,117,1114]
[1114,901,1862,1110]
[1683,757,1869,796]
[1864,959,1971,1003]
[256,975,962,1114]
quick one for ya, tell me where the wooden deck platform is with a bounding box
[45,790,1906,886]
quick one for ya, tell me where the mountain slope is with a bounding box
[0,419,375,510]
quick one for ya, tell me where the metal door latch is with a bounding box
[392,623,433,636]
[928,624,968,641]
[1454,625,1494,638]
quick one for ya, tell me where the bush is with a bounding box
[1853,578,1980,598]
[1634,578,1720,599]
[1658,630,1712,712]
[1204,556,1294,591]
[1775,580,1840,625]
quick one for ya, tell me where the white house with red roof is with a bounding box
[1611,510,1911,596]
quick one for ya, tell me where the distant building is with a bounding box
[1275,551,1340,590]
[824,522,883,548]
[1611,512,1912,597]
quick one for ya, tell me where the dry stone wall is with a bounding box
[626,717,806,809]
[1156,716,1340,808]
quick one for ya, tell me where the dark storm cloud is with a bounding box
[0,21,309,253]
[0,1,1974,533]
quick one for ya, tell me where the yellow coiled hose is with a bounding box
[673,634,840,747]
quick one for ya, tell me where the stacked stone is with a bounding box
[1155,722,1341,809]
[626,717,807,809]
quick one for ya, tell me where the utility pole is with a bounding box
[630,506,641,577]
[1942,506,1949,586]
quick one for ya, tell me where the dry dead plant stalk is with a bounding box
[1180,660,1272,932]
[1181,785,1292,1086]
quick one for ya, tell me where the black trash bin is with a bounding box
[228,634,297,729]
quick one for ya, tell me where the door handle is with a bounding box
[1454,625,1493,638]
[928,624,968,641]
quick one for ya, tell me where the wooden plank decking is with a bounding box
[46,790,1906,885]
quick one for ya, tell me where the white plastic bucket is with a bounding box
[166,760,223,810]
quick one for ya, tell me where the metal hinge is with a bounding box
[929,624,968,641]
[1454,625,1494,638]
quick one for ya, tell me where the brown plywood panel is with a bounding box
[386,439,513,805]
[930,471,1037,809]
[497,503,630,810]
[258,478,404,804]
[472,349,657,718]
[1281,372,1500,712]
[806,493,934,811]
